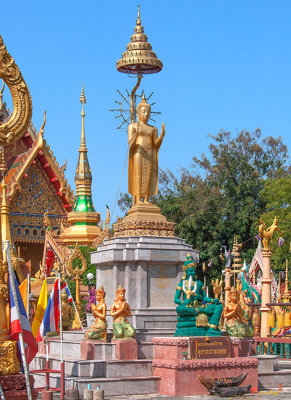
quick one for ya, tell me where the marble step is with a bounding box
[277,360,291,370]
[31,355,153,378]
[259,369,291,389]
[32,373,160,396]
[61,328,175,344]
[48,339,116,360]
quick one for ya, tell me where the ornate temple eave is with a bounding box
[1,129,74,210]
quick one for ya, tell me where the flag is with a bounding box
[36,278,60,342]
[9,269,37,365]
[278,237,285,247]
[255,235,262,242]
[32,279,48,338]
[280,271,285,279]
[19,278,28,313]
[61,281,73,302]
[46,247,55,276]
[225,250,231,258]
[208,259,213,267]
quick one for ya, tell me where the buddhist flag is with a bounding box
[32,279,47,338]
[19,278,28,313]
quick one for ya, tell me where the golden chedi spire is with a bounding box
[231,235,243,290]
[60,86,101,246]
[116,6,163,75]
[283,260,290,303]
[75,84,92,197]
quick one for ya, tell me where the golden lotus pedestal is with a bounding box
[113,202,175,237]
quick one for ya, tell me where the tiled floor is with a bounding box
[36,388,291,400]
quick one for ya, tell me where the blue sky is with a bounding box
[2,1,290,221]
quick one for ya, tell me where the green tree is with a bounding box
[155,130,289,277]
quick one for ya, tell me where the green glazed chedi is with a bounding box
[174,255,223,337]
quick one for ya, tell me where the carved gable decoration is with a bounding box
[10,161,66,216]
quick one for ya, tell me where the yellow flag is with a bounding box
[32,279,47,338]
[19,278,28,312]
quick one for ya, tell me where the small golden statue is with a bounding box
[61,291,73,331]
[223,288,253,338]
[128,95,165,204]
[211,279,223,299]
[110,285,135,339]
[85,286,107,341]
[258,216,283,250]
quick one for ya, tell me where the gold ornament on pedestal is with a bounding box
[66,243,87,329]
[258,216,283,338]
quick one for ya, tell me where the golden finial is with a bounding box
[79,85,87,147]
[278,272,282,302]
[80,84,87,105]
[283,260,290,303]
[137,5,141,25]
[116,284,125,292]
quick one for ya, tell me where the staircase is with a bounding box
[30,329,174,396]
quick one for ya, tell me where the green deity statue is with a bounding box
[174,255,223,337]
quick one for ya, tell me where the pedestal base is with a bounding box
[0,374,38,400]
[152,337,258,396]
[113,203,175,237]
[153,358,258,396]
[112,339,138,360]
[174,326,223,337]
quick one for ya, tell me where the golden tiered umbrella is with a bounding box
[116,6,163,122]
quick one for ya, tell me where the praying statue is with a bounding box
[61,291,73,331]
[174,255,223,336]
[128,95,165,204]
[85,286,107,341]
[110,285,135,339]
[223,288,254,338]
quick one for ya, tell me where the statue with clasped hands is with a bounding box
[174,255,223,337]
[110,285,135,339]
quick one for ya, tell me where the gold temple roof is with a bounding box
[0,126,74,209]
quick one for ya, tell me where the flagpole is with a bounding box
[5,241,32,400]
[65,279,85,332]
[27,273,30,319]
[58,275,65,400]
[0,383,4,400]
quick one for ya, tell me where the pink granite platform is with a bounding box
[152,337,258,396]
[112,339,138,360]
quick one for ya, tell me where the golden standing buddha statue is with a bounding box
[128,95,165,204]
[85,286,107,341]
[110,285,135,339]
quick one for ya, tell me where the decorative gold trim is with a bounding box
[0,35,32,146]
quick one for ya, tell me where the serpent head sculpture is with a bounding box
[0,35,32,146]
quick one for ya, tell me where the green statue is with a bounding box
[174,255,223,337]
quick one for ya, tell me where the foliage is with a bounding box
[84,288,96,312]
[154,130,289,279]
